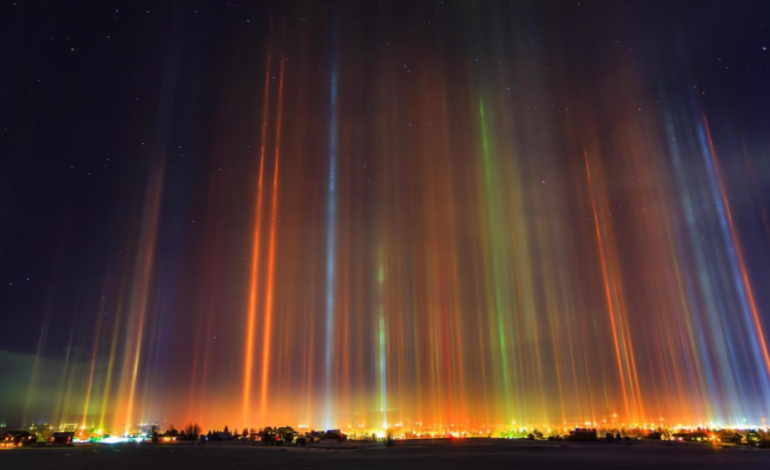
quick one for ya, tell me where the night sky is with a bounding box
[2,0,770,432]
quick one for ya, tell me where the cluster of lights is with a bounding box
[4,415,768,449]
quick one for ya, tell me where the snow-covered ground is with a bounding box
[1,438,767,470]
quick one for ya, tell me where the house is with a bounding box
[718,431,743,444]
[565,428,597,442]
[52,432,75,445]
[1,430,38,447]
[671,431,709,442]
[323,429,348,441]
[277,426,297,443]
[745,430,762,445]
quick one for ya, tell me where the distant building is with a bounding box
[718,431,743,444]
[52,432,75,445]
[565,428,597,442]
[323,429,348,441]
[672,431,709,442]
[644,431,663,440]
[1,430,38,447]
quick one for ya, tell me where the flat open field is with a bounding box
[1,438,767,470]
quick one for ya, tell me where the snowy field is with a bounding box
[1,438,767,470]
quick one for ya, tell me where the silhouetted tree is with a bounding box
[224,425,229,434]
